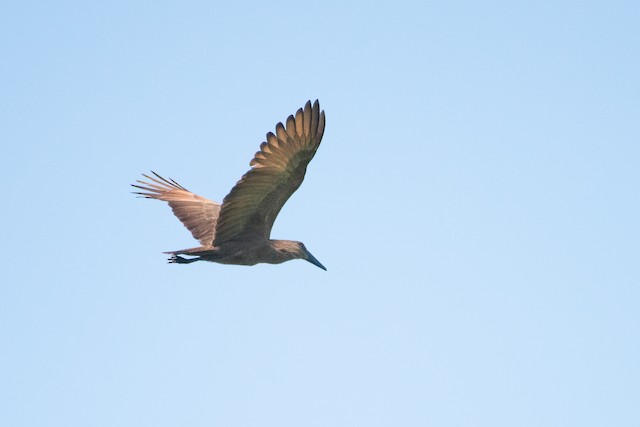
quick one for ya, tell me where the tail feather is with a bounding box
[163,246,214,256]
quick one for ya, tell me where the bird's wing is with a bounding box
[213,100,325,245]
[132,172,220,246]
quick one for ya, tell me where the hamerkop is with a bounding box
[132,100,326,270]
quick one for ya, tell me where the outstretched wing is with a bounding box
[132,172,220,246]
[213,100,325,245]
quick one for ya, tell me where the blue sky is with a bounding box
[1,1,639,426]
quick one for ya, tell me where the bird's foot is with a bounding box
[167,254,198,264]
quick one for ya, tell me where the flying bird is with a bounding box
[132,100,326,270]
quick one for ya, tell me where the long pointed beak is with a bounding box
[304,249,327,271]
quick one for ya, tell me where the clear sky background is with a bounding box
[1,1,639,426]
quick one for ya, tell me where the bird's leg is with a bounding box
[167,254,200,264]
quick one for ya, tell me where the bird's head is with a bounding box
[273,240,326,271]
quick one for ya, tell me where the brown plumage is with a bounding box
[132,100,326,270]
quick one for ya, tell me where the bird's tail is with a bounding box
[163,246,214,256]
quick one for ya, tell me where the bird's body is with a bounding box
[165,239,319,267]
[132,100,326,270]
